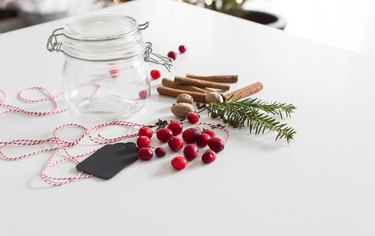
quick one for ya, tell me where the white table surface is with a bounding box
[1,0,375,235]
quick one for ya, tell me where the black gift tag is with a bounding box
[76,142,138,180]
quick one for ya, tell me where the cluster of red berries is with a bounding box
[167,45,187,61]
[136,112,225,171]
[148,45,187,81]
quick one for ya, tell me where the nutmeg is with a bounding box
[171,103,194,118]
[205,92,223,103]
[176,94,194,104]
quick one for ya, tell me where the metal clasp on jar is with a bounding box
[144,42,174,72]
[138,22,149,30]
[46,28,64,53]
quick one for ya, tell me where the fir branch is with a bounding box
[204,98,297,143]
[227,97,296,119]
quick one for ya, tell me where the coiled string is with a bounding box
[0,87,230,187]
[0,87,143,186]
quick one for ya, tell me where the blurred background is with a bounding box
[0,0,374,56]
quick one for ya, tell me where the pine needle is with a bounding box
[204,98,297,143]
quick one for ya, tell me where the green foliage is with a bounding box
[221,0,246,11]
[204,0,247,11]
[204,98,296,143]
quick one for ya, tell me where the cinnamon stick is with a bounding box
[201,87,213,93]
[186,74,238,83]
[162,78,207,93]
[175,76,230,91]
[223,82,263,101]
[157,86,207,103]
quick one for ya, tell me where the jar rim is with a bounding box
[46,15,173,71]
[63,15,138,41]
[58,15,145,61]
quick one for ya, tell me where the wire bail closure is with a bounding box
[46,28,63,53]
[144,42,173,72]
[138,21,149,30]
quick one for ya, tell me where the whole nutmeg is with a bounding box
[171,103,194,118]
[176,94,194,104]
[205,92,223,104]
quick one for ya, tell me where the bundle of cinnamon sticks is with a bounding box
[157,74,263,103]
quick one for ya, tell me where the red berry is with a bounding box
[208,137,225,152]
[150,70,161,80]
[202,150,216,164]
[109,63,119,79]
[155,147,166,157]
[110,69,119,79]
[202,129,216,138]
[171,156,187,170]
[168,136,184,152]
[137,136,150,148]
[167,121,183,136]
[138,147,153,160]
[178,45,187,54]
[138,126,153,138]
[196,133,211,147]
[182,128,199,144]
[139,90,147,99]
[167,51,177,60]
[156,128,173,142]
[183,144,199,161]
[187,112,199,124]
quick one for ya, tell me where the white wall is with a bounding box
[244,0,375,56]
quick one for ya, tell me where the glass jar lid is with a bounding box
[47,15,173,71]
[47,15,148,61]
[63,15,138,41]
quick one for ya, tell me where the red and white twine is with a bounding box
[0,87,230,187]
[196,122,231,144]
[0,120,143,186]
[0,86,68,117]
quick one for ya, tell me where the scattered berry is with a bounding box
[202,150,216,164]
[109,63,119,79]
[139,90,147,99]
[182,128,199,144]
[208,137,225,152]
[168,136,184,152]
[138,147,153,160]
[138,126,154,138]
[167,121,183,136]
[167,51,177,60]
[155,147,167,157]
[187,112,199,124]
[202,129,216,138]
[178,45,187,54]
[110,69,119,79]
[196,133,211,147]
[150,69,161,80]
[171,156,187,170]
[138,126,153,138]
[137,136,150,148]
[156,128,173,142]
[183,144,199,161]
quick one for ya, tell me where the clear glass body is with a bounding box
[59,15,151,120]
[63,54,150,121]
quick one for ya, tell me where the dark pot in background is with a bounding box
[20,11,68,27]
[223,9,287,30]
[0,9,18,20]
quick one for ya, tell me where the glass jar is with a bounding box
[47,15,172,121]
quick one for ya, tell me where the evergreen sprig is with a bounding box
[203,98,297,143]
